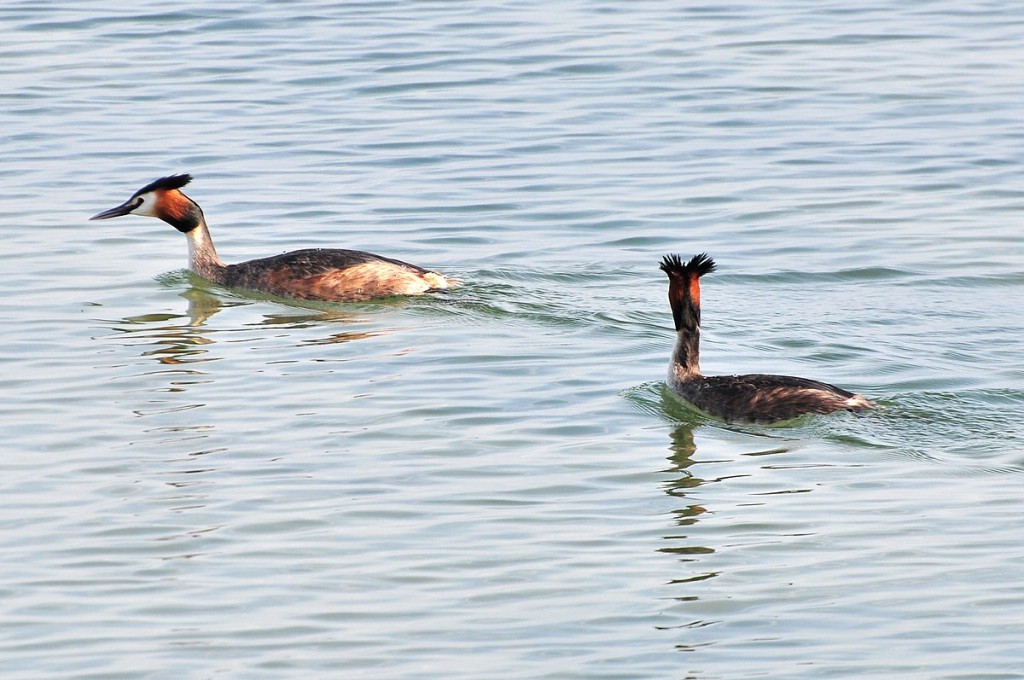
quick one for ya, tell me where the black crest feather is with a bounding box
[133,173,193,197]
[659,252,716,278]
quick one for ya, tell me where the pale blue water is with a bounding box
[2,1,1023,678]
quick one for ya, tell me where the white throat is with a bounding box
[184,222,226,280]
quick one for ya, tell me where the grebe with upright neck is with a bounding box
[659,253,872,424]
[90,174,451,302]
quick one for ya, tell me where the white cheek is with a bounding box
[134,192,160,217]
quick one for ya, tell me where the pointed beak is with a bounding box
[89,198,139,220]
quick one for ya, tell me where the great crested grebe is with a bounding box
[660,253,873,424]
[89,174,451,302]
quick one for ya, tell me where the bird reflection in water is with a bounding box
[660,421,714,565]
[103,285,385,368]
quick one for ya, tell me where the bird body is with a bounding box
[213,248,447,302]
[668,371,872,424]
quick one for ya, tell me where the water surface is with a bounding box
[2,1,1023,677]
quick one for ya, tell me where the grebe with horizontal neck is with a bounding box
[90,174,451,302]
[659,253,872,424]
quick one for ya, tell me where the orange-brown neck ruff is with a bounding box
[688,274,701,307]
[666,272,701,333]
[156,189,202,233]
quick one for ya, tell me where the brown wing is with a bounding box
[222,249,445,301]
[680,374,867,423]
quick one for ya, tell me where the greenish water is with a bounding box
[2,1,1023,677]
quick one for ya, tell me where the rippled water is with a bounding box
[3,1,1023,677]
